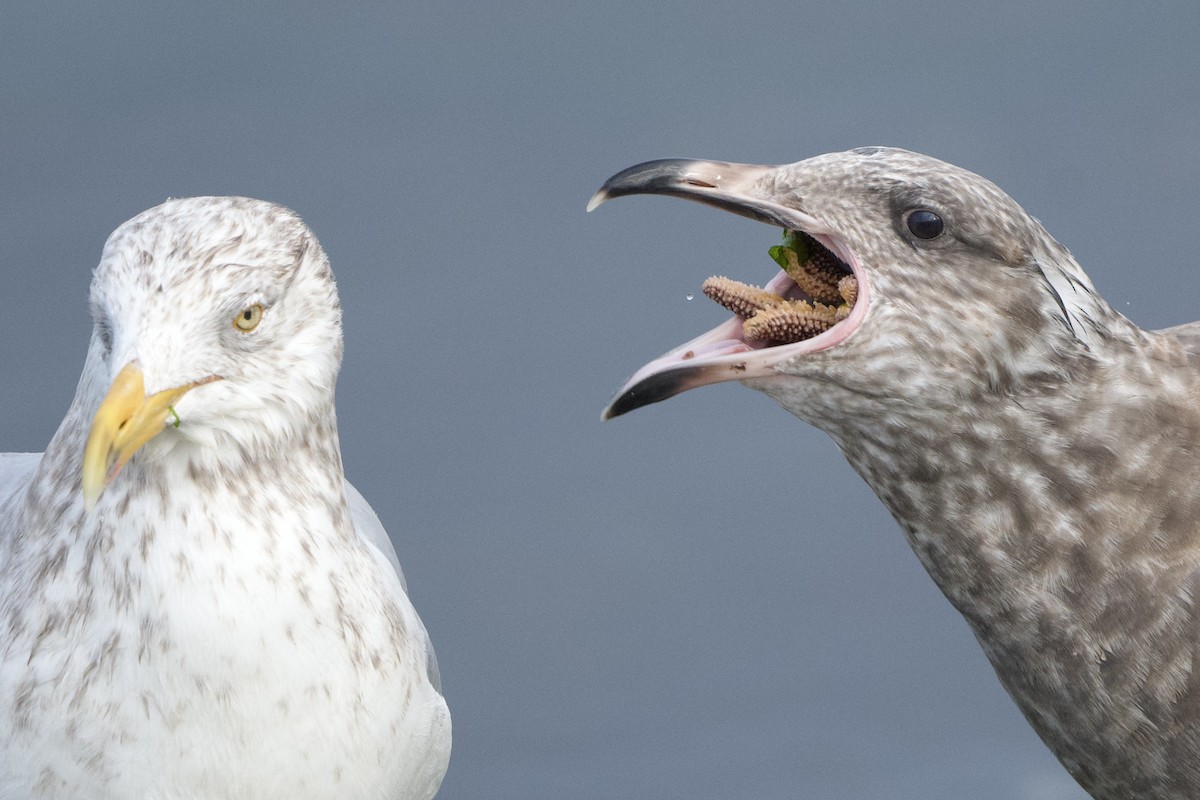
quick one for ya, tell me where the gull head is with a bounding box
[81,196,343,509]
[591,147,1126,422]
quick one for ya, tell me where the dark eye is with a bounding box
[906,209,944,240]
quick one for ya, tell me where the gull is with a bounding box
[591,147,1200,799]
[0,197,450,799]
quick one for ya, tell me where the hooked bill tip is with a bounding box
[601,366,703,420]
[586,190,609,213]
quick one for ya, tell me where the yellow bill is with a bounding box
[81,361,217,510]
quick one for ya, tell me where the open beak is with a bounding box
[588,158,869,419]
[589,159,794,226]
[81,361,218,510]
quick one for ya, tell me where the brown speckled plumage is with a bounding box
[592,147,1200,799]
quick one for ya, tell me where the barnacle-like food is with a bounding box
[702,230,857,344]
[768,231,850,306]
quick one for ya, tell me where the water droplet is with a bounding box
[685,293,694,301]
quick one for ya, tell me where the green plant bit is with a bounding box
[769,230,856,305]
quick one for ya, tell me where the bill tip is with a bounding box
[586,190,609,213]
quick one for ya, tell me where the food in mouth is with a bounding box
[701,230,858,345]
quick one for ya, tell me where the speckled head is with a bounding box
[81,196,344,507]
[590,147,1128,421]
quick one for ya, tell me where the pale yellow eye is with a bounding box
[233,304,263,332]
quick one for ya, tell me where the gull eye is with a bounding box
[233,304,264,332]
[906,209,944,240]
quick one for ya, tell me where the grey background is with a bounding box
[2,3,1197,798]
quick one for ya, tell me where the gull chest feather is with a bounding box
[828,376,1200,800]
[1,457,448,799]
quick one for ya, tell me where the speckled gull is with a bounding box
[591,148,1200,799]
[0,197,450,799]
